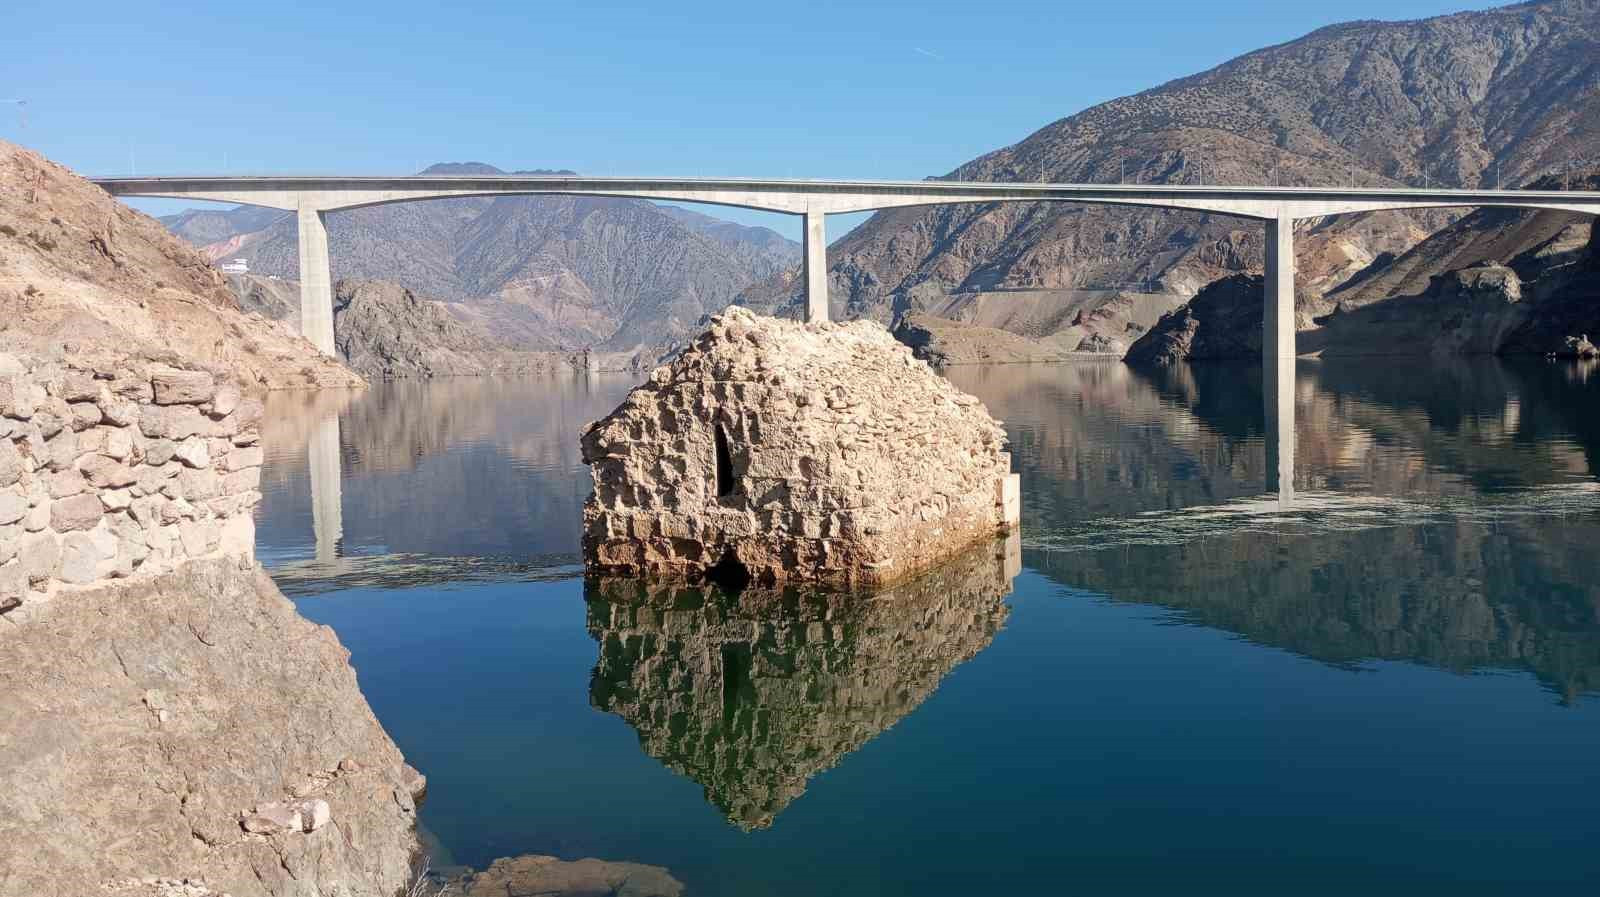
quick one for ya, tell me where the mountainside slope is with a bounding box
[0,141,360,389]
[170,164,798,352]
[746,0,1600,348]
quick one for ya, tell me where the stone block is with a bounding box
[0,560,23,601]
[45,429,77,471]
[68,401,102,431]
[173,438,209,469]
[210,384,241,417]
[100,488,133,511]
[99,395,139,428]
[60,372,99,402]
[151,368,215,405]
[177,468,219,501]
[144,439,177,466]
[57,531,100,583]
[222,467,262,494]
[23,501,48,533]
[78,454,136,489]
[178,520,218,557]
[104,428,132,460]
[0,440,25,487]
[0,375,39,420]
[50,493,104,532]
[47,469,84,499]
[0,489,25,525]
[19,533,59,585]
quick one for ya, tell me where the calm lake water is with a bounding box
[257,359,1600,895]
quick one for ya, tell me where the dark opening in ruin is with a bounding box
[714,423,736,498]
[705,550,751,592]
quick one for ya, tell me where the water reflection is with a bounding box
[585,535,1020,829]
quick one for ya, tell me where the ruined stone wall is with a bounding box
[581,309,1021,588]
[0,353,262,616]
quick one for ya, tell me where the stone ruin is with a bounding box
[580,307,1020,588]
[0,353,263,615]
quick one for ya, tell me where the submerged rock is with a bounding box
[580,307,1019,588]
[450,854,684,897]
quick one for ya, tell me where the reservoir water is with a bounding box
[257,359,1600,895]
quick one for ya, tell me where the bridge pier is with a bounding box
[296,201,336,357]
[803,209,828,323]
[1264,208,1296,503]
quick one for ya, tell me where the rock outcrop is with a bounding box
[587,535,1018,829]
[0,557,420,897]
[580,308,1020,588]
[448,855,684,897]
[1123,274,1267,366]
[0,141,361,390]
[331,279,564,380]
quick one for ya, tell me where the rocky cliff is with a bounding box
[0,141,360,391]
[164,163,799,354]
[744,0,1600,348]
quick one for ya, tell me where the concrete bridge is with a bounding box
[96,174,1600,503]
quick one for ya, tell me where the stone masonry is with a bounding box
[0,353,262,615]
[580,308,1020,588]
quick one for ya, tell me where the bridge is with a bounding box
[95,174,1600,502]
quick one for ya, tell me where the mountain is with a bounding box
[0,140,359,389]
[742,0,1600,349]
[1126,170,1600,362]
[163,163,799,352]
[159,204,288,252]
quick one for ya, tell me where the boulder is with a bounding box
[150,368,215,405]
[580,308,1019,588]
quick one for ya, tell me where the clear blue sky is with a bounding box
[2,0,1500,237]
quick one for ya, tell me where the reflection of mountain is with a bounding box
[1030,511,1600,702]
[257,374,638,560]
[586,537,1019,830]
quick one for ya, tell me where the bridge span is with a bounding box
[95,174,1600,502]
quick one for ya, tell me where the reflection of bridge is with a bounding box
[97,175,1600,501]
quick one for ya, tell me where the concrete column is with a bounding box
[296,201,336,356]
[802,210,828,323]
[1263,208,1296,504]
[309,414,343,564]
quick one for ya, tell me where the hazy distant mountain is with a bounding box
[160,205,288,251]
[743,0,1600,347]
[162,162,798,351]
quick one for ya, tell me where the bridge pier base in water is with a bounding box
[1264,209,1296,504]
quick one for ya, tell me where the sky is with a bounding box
[3,0,1503,238]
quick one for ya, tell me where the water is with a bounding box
[257,359,1600,895]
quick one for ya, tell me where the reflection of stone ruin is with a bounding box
[586,536,1020,830]
[580,308,1020,587]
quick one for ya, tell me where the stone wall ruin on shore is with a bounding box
[0,353,264,616]
[580,308,1020,588]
